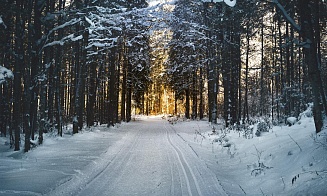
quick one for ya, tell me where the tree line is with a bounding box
[165,0,326,131]
[0,0,151,152]
[0,0,326,152]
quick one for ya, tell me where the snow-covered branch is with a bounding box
[0,15,7,29]
[271,0,301,32]
[0,65,14,84]
[43,33,83,48]
[201,0,236,7]
[41,18,82,51]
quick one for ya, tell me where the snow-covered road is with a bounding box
[1,115,327,195]
[47,118,226,196]
[0,117,227,196]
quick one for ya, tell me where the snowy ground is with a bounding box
[0,113,326,195]
[172,116,327,195]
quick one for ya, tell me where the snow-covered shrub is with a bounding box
[236,123,254,139]
[255,117,273,137]
[0,65,14,84]
[249,145,273,176]
[286,117,297,126]
[167,115,178,124]
[298,103,313,119]
[250,162,273,177]
[255,121,270,137]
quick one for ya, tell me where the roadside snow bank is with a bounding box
[0,124,124,195]
[171,115,327,195]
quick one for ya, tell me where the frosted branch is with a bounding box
[271,0,301,32]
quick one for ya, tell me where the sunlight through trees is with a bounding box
[0,0,326,151]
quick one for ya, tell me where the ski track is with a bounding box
[165,124,202,196]
[46,128,141,196]
[46,119,227,196]
[168,124,228,196]
[77,128,143,195]
[0,190,42,196]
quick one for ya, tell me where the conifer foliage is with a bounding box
[0,0,326,152]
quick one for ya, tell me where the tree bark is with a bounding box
[13,0,24,151]
[298,0,323,133]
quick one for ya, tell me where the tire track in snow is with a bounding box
[165,124,203,196]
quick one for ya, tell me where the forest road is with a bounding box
[48,117,227,196]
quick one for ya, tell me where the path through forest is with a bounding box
[48,117,227,196]
[0,117,226,196]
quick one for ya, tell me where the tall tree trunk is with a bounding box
[199,67,204,119]
[192,69,197,119]
[23,0,32,152]
[87,62,97,127]
[298,0,323,133]
[0,3,13,137]
[13,0,24,151]
[208,41,217,124]
[223,64,230,127]
[260,18,265,116]
[108,48,117,127]
[77,29,89,129]
[313,0,327,116]
[115,42,121,123]
[126,63,132,122]
[243,23,250,123]
[32,0,43,145]
[237,36,242,125]
[54,0,64,136]
[277,13,283,122]
[121,40,127,121]
[185,88,190,119]
[73,24,81,134]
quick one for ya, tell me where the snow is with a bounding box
[223,0,237,7]
[147,0,176,7]
[71,35,83,42]
[42,18,82,50]
[172,114,327,195]
[0,125,122,195]
[85,16,95,27]
[201,0,236,7]
[0,15,7,29]
[287,116,297,125]
[0,65,14,84]
[0,112,326,195]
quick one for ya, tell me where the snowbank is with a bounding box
[172,114,327,195]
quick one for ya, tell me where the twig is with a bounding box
[311,133,327,150]
[253,145,263,164]
[288,134,302,152]
[239,184,246,195]
[281,176,286,190]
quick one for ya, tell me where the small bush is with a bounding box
[255,121,271,137]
